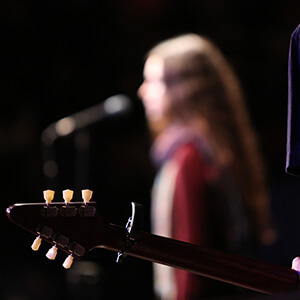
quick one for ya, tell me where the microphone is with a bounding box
[41,94,132,145]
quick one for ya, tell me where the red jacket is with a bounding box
[151,125,249,299]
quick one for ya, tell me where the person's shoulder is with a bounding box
[172,142,203,164]
[172,141,220,182]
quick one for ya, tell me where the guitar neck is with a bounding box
[6,201,299,294]
[102,223,299,295]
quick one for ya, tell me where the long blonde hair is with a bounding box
[147,34,274,245]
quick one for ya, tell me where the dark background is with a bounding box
[2,0,300,299]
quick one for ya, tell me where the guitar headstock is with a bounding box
[6,189,121,269]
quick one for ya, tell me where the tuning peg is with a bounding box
[82,189,93,204]
[31,236,42,251]
[62,254,74,269]
[43,190,55,205]
[63,189,74,205]
[46,245,58,260]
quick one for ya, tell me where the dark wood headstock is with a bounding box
[6,201,127,266]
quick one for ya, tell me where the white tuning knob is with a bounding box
[63,254,74,269]
[46,245,58,260]
[31,236,42,251]
[63,189,74,205]
[82,189,93,204]
[43,190,55,205]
